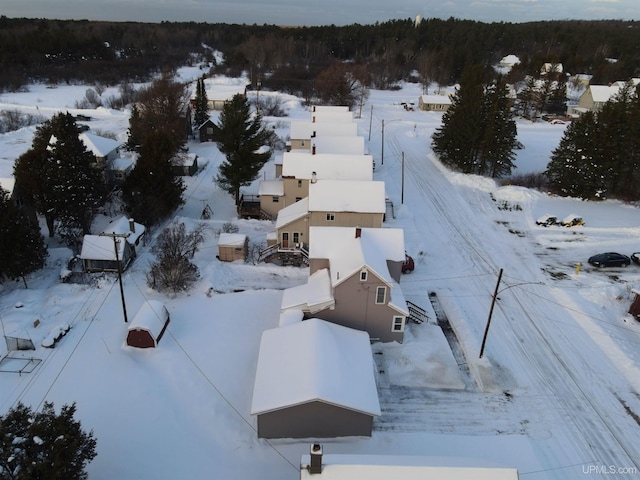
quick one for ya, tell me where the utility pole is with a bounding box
[381,119,385,165]
[100,232,130,323]
[480,268,503,358]
[401,151,405,204]
[368,105,373,141]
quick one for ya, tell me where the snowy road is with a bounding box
[377,120,640,478]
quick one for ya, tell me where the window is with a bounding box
[375,286,386,304]
[207,127,213,134]
[360,270,367,281]
[272,196,279,203]
[326,212,335,221]
[293,232,300,244]
[392,316,405,332]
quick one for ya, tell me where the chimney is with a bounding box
[309,443,322,474]
[312,105,316,112]
[311,171,317,183]
[355,227,361,238]
[311,130,316,138]
[129,218,135,233]
[312,116,316,123]
[312,144,316,155]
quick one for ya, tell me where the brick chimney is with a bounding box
[129,218,135,233]
[312,144,316,155]
[311,171,317,183]
[312,115,316,123]
[309,443,322,474]
[355,227,361,238]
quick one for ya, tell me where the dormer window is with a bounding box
[360,270,367,281]
[326,213,335,221]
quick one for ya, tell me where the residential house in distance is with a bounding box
[273,179,386,253]
[260,152,374,218]
[198,118,219,142]
[418,94,452,112]
[79,132,123,186]
[251,318,381,438]
[289,120,359,151]
[568,78,640,116]
[191,78,247,111]
[299,445,519,479]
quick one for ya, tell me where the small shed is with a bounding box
[418,94,452,112]
[126,301,170,348]
[217,233,248,262]
[198,119,220,142]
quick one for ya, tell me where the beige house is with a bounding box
[274,180,386,251]
[281,226,409,343]
[289,120,359,150]
[418,94,452,112]
[259,153,374,218]
[569,84,621,115]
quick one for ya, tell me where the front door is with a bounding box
[282,232,289,248]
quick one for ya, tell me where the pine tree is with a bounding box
[122,130,185,226]
[546,111,604,198]
[193,76,210,127]
[0,402,97,480]
[432,65,486,174]
[13,112,105,240]
[0,187,48,282]
[215,94,273,205]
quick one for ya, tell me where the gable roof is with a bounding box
[420,94,452,105]
[281,153,373,181]
[258,180,284,196]
[101,215,146,245]
[80,234,126,261]
[308,180,385,214]
[299,454,519,480]
[79,132,120,157]
[290,120,358,139]
[281,268,334,314]
[275,197,309,229]
[128,301,169,337]
[308,136,366,155]
[309,226,405,288]
[251,318,380,417]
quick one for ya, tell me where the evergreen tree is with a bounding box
[13,112,105,240]
[215,94,273,205]
[122,130,185,226]
[432,65,486,174]
[546,111,604,198]
[193,76,210,127]
[0,187,48,283]
[0,402,97,480]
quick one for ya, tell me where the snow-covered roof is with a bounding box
[308,111,354,123]
[281,153,373,181]
[308,136,366,155]
[290,120,358,139]
[101,215,145,245]
[308,180,385,214]
[499,54,520,67]
[309,226,405,288]
[420,94,452,105]
[110,157,134,172]
[79,132,120,157]
[80,234,126,261]
[128,301,169,337]
[281,268,334,314]
[275,197,309,228]
[258,180,284,196]
[299,454,518,480]
[311,105,349,113]
[250,318,381,416]
[218,233,247,247]
[587,85,621,103]
[195,77,247,100]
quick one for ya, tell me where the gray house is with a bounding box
[251,318,380,439]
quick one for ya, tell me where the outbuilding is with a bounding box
[126,301,170,348]
[217,233,248,262]
[251,318,380,438]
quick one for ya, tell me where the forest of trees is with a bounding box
[1,16,639,97]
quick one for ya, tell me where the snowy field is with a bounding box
[1,70,640,479]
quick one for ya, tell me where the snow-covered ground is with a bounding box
[1,71,640,479]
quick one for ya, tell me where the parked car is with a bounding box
[588,252,631,268]
[536,214,558,227]
[631,252,640,265]
[561,215,584,227]
[402,253,415,273]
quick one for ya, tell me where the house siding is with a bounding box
[313,272,404,343]
[257,401,374,438]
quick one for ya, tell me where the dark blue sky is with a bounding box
[3,0,638,26]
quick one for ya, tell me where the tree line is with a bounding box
[2,16,640,95]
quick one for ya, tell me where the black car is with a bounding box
[588,252,631,268]
[631,252,640,265]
